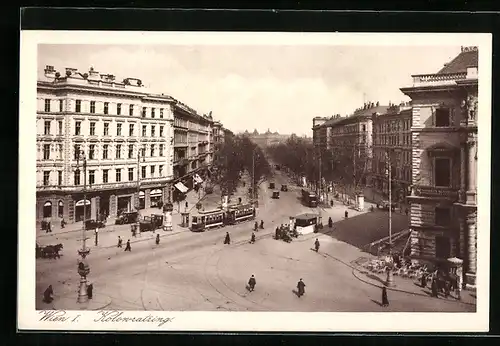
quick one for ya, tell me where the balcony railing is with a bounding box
[412,72,467,85]
[413,185,459,199]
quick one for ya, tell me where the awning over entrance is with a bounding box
[193,174,203,184]
[151,189,162,197]
[174,182,189,193]
[75,199,91,206]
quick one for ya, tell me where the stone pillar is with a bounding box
[67,196,75,223]
[467,141,476,192]
[51,197,58,219]
[145,189,151,209]
[458,216,466,259]
[465,210,477,288]
[90,197,98,220]
[109,194,117,218]
[459,143,466,202]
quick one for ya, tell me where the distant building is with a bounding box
[400,46,478,288]
[371,102,413,202]
[245,129,290,148]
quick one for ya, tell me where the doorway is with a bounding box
[117,196,132,215]
[75,199,91,222]
[43,201,52,218]
[435,236,451,259]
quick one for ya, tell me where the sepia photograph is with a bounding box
[19,31,491,332]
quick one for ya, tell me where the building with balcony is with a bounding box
[400,46,478,288]
[172,104,214,200]
[36,66,175,224]
[371,102,413,203]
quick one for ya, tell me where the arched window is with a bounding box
[43,201,52,218]
[58,200,64,218]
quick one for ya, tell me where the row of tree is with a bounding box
[267,134,371,198]
[213,132,271,198]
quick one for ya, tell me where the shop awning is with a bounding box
[174,182,189,193]
[150,189,163,197]
[193,174,203,184]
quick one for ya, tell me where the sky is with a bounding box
[38,44,462,136]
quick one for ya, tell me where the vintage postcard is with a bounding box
[19,31,491,332]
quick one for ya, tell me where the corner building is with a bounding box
[36,66,175,224]
[400,46,478,288]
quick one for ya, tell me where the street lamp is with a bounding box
[386,149,395,287]
[75,146,90,303]
[136,146,146,231]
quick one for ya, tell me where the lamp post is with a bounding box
[386,149,395,287]
[75,147,90,303]
[136,146,145,232]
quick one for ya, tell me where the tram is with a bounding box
[189,204,256,232]
[190,208,225,232]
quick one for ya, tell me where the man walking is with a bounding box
[117,236,123,248]
[250,232,256,244]
[124,239,131,252]
[94,228,99,246]
[248,275,256,292]
[224,232,231,245]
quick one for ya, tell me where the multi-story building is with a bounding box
[312,116,334,152]
[245,129,290,149]
[172,103,214,200]
[371,102,413,202]
[212,120,224,166]
[320,103,389,187]
[400,46,478,288]
[36,65,175,224]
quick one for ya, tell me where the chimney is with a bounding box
[44,65,56,78]
[376,101,380,107]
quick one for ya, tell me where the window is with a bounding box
[75,100,81,113]
[90,122,96,135]
[435,236,451,259]
[102,144,108,159]
[159,144,164,156]
[142,125,147,137]
[89,170,95,185]
[43,171,50,186]
[129,104,134,116]
[362,124,366,132]
[151,125,155,137]
[160,126,164,137]
[75,121,81,135]
[43,144,50,160]
[150,144,155,157]
[150,165,155,176]
[129,124,134,136]
[160,108,164,118]
[142,107,146,117]
[128,144,134,159]
[435,108,450,127]
[74,144,81,160]
[104,122,109,136]
[58,121,63,135]
[58,171,62,186]
[116,169,122,182]
[44,99,51,112]
[117,103,122,115]
[128,168,134,181]
[102,169,108,183]
[116,144,121,159]
[434,157,451,187]
[435,207,451,227]
[159,165,163,176]
[141,166,146,178]
[90,101,96,114]
[89,144,95,159]
[74,170,80,185]
[44,121,51,135]
[117,123,122,136]
[58,200,63,217]
[151,108,155,118]
[59,100,63,112]
[191,161,197,169]
[104,102,109,115]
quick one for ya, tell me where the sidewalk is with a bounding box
[350,256,476,306]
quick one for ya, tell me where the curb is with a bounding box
[97,229,186,250]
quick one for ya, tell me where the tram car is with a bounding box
[225,203,256,225]
[190,208,225,232]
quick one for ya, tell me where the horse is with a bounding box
[42,243,64,259]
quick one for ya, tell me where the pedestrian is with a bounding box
[224,232,231,245]
[431,278,439,298]
[328,217,333,228]
[297,278,306,297]
[156,233,160,245]
[131,224,137,237]
[421,273,427,288]
[444,280,451,298]
[94,228,99,246]
[60,219,66,229]
[275,227,280,240]
[117,236,123,248]
[260,220,264,229]
[43,285,54,303]
[381,286,389,307]
[248,275,256,292]
[314,238,320,252]
[124,239,131,252]
[87,283,93,299]
[344,210,348,219]
[405,208,409,216]
[254,221,258,232]
[250,232,256,244]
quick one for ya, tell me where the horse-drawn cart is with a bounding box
[36,243,63,259]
